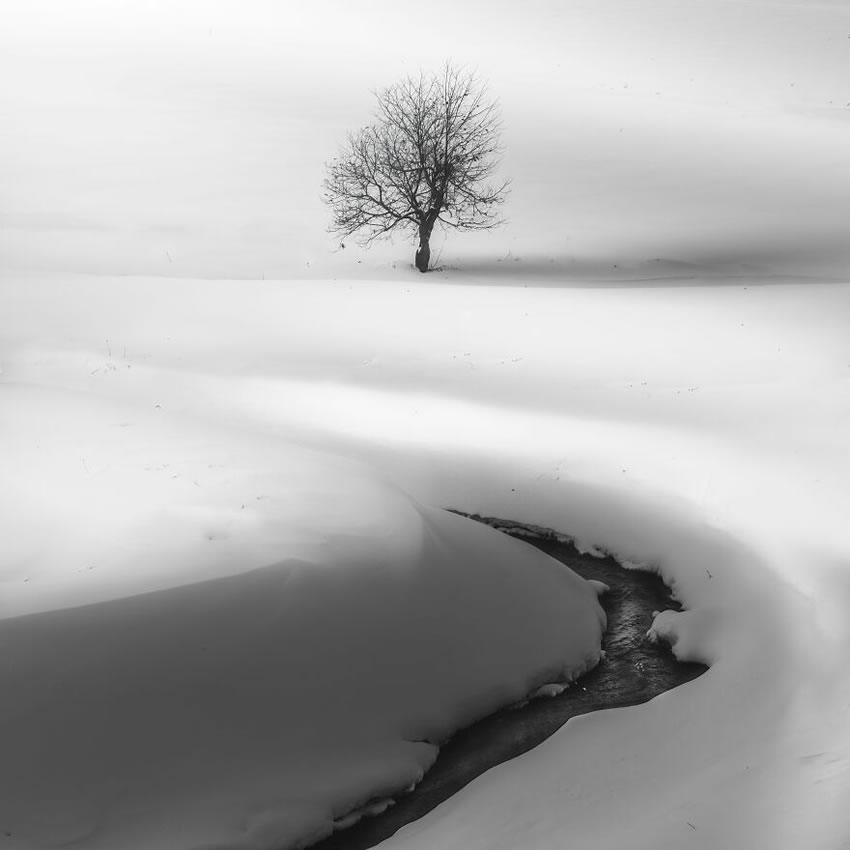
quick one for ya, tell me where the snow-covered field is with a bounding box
[2,1,849,849]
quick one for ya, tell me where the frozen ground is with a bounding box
[2,1,850,849]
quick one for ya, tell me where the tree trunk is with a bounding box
[415,224,432,273]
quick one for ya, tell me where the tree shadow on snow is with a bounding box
[431,233,850,288]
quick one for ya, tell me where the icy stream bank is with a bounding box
[310,516,706,850]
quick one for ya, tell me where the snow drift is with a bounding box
[0,373,604,850]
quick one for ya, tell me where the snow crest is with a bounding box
[0,388,604,850]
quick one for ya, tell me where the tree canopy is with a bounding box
[324,64,509,272]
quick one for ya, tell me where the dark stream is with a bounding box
[309,515,706,850]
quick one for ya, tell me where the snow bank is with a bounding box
[0,353,604,850]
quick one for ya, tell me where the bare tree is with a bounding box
[324,64,509,273]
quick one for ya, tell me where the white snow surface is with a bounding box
[3,1,850,849]
[0,328,607,850]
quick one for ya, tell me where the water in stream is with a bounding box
[309,516,707,850]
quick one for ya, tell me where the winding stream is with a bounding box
[309,515,706,850]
